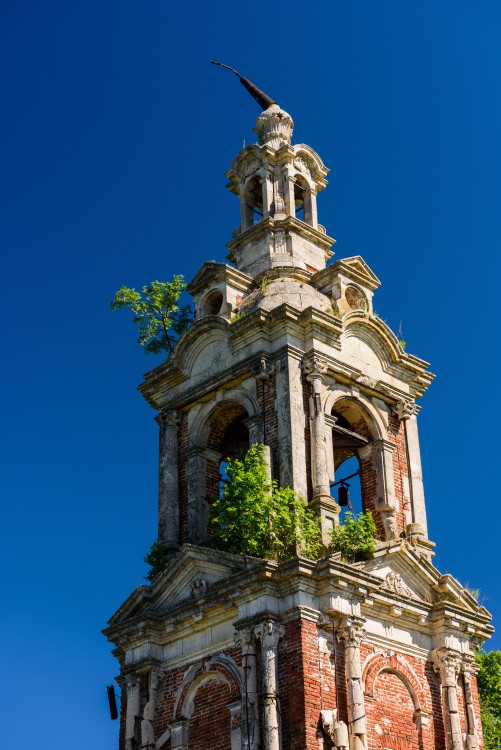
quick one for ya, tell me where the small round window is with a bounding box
[345,285,367,311]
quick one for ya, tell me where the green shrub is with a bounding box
[207,443,321,561]
[330,510,376,562]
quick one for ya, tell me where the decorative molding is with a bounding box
[381,571,416,599]
[189,578,209,599]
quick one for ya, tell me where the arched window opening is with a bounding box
[332,455,362,521]
[330,408,369,520]
[243,176,264,228]
[216,413,249,498]
[201,289,224,317]
[294,179,305,221]
[206,405,250,502]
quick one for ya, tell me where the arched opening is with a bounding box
[294,175,315,226]
[330,409,365,520]
[329,400,387,539]
[201,289,224,317]
[294,177,306,222]
[242,175,264,229]
[206,403,250,502]
[365,670,420,750]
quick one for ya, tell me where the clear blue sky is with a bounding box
[1,2,500,747]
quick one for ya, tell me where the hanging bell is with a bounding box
[338,482,350,507]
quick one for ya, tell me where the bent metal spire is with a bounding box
[210,61,277,110]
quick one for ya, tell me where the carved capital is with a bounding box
[432,648,462,683]
[155,409,179,429]
[254,619,285,649]
[392,399,419,421]
[235,626,256,653]
[125,671,139,691]
[302,353,328,381]
[336,616,365,649]
[150,667,166,693]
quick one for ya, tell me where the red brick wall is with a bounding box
[361,645,445,750]
[188,679,233,750]
[387,414,410,536]
[146,648,242,747]
[257,375,279,479]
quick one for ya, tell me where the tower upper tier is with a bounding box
[226,104,334,278]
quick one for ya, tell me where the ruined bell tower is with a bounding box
[104,74,493,750]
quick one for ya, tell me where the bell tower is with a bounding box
[104,76,492,750]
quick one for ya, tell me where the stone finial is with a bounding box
[254,105,294,149]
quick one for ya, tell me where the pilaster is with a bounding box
[155,410,180,551]
[254,619,285,750]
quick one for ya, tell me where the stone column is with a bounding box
[359,439,398,540]
[184,447,221,543]
[155,410,179,551]
[254,619,285,750]
[236,627,260,750]
[433,648,463,750]
[304,188,318,228]
[462,657,480,750]
[303,354,340,544]
[261,172,274,218]
[283,170,296,218]
[124,671,141,750]
[393,400,428,537]
[337,617,366,750]
[275,351,308,499]
[141,668,165,750]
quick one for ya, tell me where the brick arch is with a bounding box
[172,657,242,750]
[190,390,259,447]
[173,655,243,720]
[323,387,386,441]
[363,652,425,710]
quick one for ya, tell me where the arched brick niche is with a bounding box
[362,652,439,750]
[172,657,242,750]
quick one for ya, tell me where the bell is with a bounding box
[338,483,350,507]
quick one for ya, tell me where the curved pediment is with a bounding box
[171,317,232,381]
[341,313,408,374]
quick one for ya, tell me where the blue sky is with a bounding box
[1,1,500,747]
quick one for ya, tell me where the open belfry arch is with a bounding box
[104,72,493,750]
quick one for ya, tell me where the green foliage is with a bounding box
[231,310,247,323]
[208,443,321,561]
[109,275,193,354]
[476,649,501,750]
[398,339,407,350]
[329,510,376,562]
[144,538,169,581]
